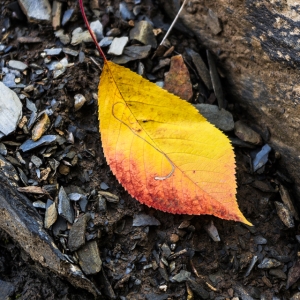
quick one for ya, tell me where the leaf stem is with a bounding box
[78,0,107,61]
[159,0,188,46]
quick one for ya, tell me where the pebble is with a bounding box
[188,279,209,299]
[279,185,299,220]
[19,0,51,23]
[169,233,179,243]
[113,45,151,64]
[77,240,102,275]
[53,57,69,78]
[98,191,119,203]
[54,29,71,45]
[98,195,107,212]
[106,28,121,37]
[68,193,82,201]
[62,8,74,26]
[20,135,57,152]
[252,144,271,172]
[90,20,104,40]
[253,236,267,245]
[52,1,62,30]
[99,37,114,47]
[207,50,224,108]
[68,213,91,252]
[234,121,262,145]
[62,48,78,56]
[100,182,109,190]
[0,143,7,155]
[133,213,161,226]
[32,200,46,209]
[0,82,22,139]
[119,1,135,20]
[108,37,129,56]
[172,270,191,282]
[233,283,254,300]
[31,155,42,167]
[206,9,222,35]
[44,200,57,229]
[59,164,70,175]
[275,201,294,228]
[194,104,234,131]
[26,98,37,112]
[130,20,157,48]
[269,268,287,280]
[44,48,62,56]
[71,27,93,46]
[164,55,193,101]
[161,243,171,258]
[204,220,220,242]
[258,258,281,269]
[74,94,87,111]
[58,186,74,224]
[0,279,15,299]
[244,255,258,277]
[186,48,212,90]
[152,58,170,73]
[3,73,16,87]
[31,113,50,141]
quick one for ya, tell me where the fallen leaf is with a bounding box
[98,60,250,225]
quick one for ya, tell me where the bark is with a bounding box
[160,0,300,196]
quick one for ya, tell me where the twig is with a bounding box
[159,0,188,46]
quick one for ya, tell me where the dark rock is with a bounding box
[62,8,74,26]
[253,144,271,171]
[130,20,157,48]
[18,0,51,23]
[58,186,74,224]
[68,213,91,252]
[0,280,15,299]
[20,135,57,152]
[112,45,151,64]
[77,240,102,275]
[133,213,161,226]
[258,258,281,269]
[187,279,209,299]
[172,270,191,282]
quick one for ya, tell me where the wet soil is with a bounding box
[0,1,299,299]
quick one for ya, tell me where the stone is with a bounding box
[0,82,22,139]
[32,113,51,141]
[269,268,287,280]
[68,213,91,252]
[44,48,62,56]
[119,1,134,20]
[164,55,193,101]
[54,29,71,45]
[108,37,129,56]
[186,48,212,90]
[133,213,161,226]
[194,104,234,131]
[206,9,222,35]
[44,200,57,229]
[130,20,157,48]
[52,1,62,30]
[279,185,299,220]
[253,236,267,245]
[112,45,151,64]
[71,27,93,45]
[172,270,191,282]
[0,155,19,186]
[258,258,281,269]
[0,280,15,299]
[62,8,74,26]
[99,37,113,47]
[63,48,78,56]
[20,135,57,152]
[90,20,103,40]
[275,201,294,228]
[234,121,262,145]
[204,220,220,242]
[3,73,16,88]
[8,59,28,71]
[77,240,102,275]
[252,144,271,171]
[58,186,74,224]
[74,94,87,111]
[18,0,51,23]
[53,57,69,78]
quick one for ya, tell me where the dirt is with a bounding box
[0,1,300,299]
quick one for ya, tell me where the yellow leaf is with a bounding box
[99,60,251,225]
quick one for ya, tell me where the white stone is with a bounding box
[71,27,93,46]
[0,82,22,139]
[108,37,129,56]
[90,20,103,40]
[18,0,51,23]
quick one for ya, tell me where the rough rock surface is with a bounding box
[160,0,300,197]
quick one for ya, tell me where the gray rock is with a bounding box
[68,193,82,201]
[172,270,191,282]
[63,48,79,56]
[62,8,74,26]
[253,236,267,245]
[0,279,15,299]
[3,73,16,88]
[204,220,220,242]
[161,243,171,258]
[234,120,262,145]
[275,201,294,228]
[258,258,281,269]
[53,57,69,78]
[108,37,129,56]
[0,82,22,139]
[130,20,157,48]
[186,48,212,90]
[106,28,121,37]
[119,1,135,20]
[58,186,74,224]
[26,98,37,112]
[33,200,46,209]
[52,215,67,236]
[206,9,222,35]
[71,27,93,46]
[20,135,57,152]
[194,104,234,132]
[0,155,19,186]
[68,213,91,252]
[133,213,161,226]
[98,195,107,212]
[279,185,299,220]
[90,20,103,40]
[99,37,113,47]
[18,0,51,23]
[113,45,151,64]
[77,240,102,275]
[44,48,62,56]
[0,143,7,156]
[44,200,57,229]
[100,182,109,190]
[55,29,71,45]
[187,279,209,299]
[253,144,272,172]
[79,197,88,212]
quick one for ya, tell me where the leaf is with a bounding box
[98,60,251,225]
